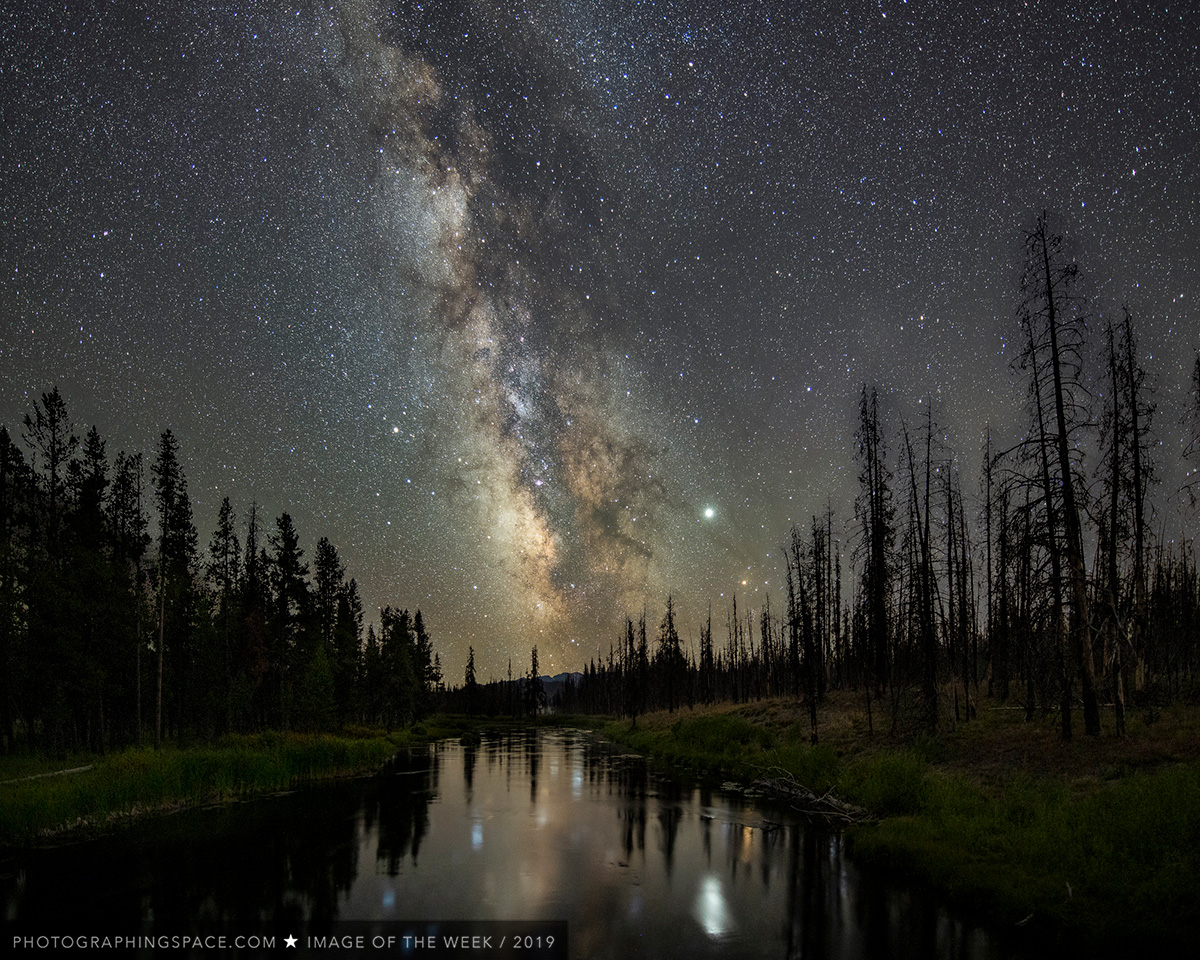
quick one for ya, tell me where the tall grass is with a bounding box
[0,732,403,844]
[601,706,1200,951]
[602,713,777,779]
[850,761,1200,950]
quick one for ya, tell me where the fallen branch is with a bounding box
[751,765,872,824]
[1,764,95,785]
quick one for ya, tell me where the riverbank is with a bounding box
[0,714,604,846]
[598,693,1200,957]
[0,724,463,846]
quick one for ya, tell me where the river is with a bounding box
[2,729,1028,958]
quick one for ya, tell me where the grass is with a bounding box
[600,693,1200,956]
[0,713,607,845]
[6,702,1196,953]
[0,729,410,845]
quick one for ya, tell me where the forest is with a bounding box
[3,214,1199,756]
[0,392,442,755]
[460,214,1200,740]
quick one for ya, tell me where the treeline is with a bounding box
[0,390,441,755]
[460,213,1200,739]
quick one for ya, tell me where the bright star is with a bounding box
[704,507,715,519]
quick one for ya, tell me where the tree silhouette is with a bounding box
[1016,212,1098,737]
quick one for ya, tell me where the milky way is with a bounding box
[3,0,1198,679]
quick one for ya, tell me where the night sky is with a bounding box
[3,0,1198,681]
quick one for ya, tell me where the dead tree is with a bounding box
[1016,212,1100,737]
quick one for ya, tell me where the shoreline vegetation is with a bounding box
[0,715,549,846]
[4,701,1198,956]
[595,694,1200,957]
[0,723,459,845]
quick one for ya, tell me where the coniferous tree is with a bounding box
[656,596,683,713]
[234,503,270,729]
[362,623,384,725]
[22,387,77,558]
[333,577,364,723]
[206,497,240,732]
[413,609,438,717]
[22,389,78,752]
[66,425,110,749]
[381,606,418,728]
[109,451,150,744]
[465,646,478,715]
[527,645,545,717]
[267,512,309,729]
[151,429,199,744]
[313,537,343,652]
[0,428,33,752]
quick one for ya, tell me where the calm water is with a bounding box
[2,729,1028,958]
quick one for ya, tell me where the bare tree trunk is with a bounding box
[1037,223,1100,736]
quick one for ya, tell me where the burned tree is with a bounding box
[1015,212,1099,737]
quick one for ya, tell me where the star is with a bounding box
[285,935,297,948]
[1,0,1195,683]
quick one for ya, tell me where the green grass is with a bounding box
[601,712,780,778]
[0,713,602,845]
[600,701,1200,954]
[0,730,407,844]
[848,761,1200,952]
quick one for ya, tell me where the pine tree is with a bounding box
[151,429,198,745]
[333,577,364,723]
[206,497,240,733]
[527,645,544,717]
[413,609,438,717]
[267,512,309,728]
[108,451,150,745]
[67,425,110,750]
[465,646,478,715]
[657,595,683,713]
[22,386,77,557]
[0,428,33,752]
[21,388,79,752]
[234,502,270,729]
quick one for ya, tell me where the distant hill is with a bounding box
[540,672,582,704]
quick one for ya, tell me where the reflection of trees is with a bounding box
[759,822,786,890]
[581,737,619,795]
[654,777,685,876]
[851,861,944,960]
[7,779,366,929]
[525,730,541,804]
[463,742,477,800]
[373,745,437,875]
[611,757,648,859]
[785,825,834,958]
[7,731,1009,958]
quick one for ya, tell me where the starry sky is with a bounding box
[3,0,1198,681]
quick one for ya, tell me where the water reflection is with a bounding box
[2,730,1027,958]
[373,747,435,874]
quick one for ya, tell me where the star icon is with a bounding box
[285,935,298,948]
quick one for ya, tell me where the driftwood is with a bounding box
[1,764,94,785]
[751,766,872,824]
